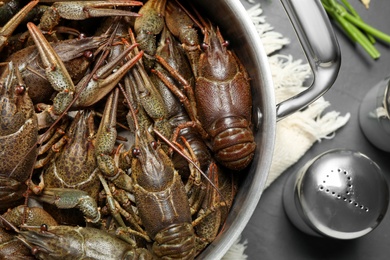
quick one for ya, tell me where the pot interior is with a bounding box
[193,0,276,258]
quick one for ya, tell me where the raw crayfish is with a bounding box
[0,0,253,259]
[147,0,256,170]
[0,61,37,211]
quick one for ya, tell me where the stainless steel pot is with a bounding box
[194,0,341,258]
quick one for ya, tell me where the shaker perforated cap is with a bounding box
[293,149,389,239]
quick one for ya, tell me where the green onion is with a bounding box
[340,0,375,43]
[344,14,390,43]
[321,0,390,60]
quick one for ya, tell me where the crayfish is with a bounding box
[0,0,254,259]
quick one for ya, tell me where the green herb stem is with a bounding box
[322,0,380,59]
[337,14,380,59]
[321,0,386,59]
[340,0,376,44]
[343,13,390,43]
[350,23,381,59]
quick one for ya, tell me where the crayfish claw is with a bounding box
[39,1,143,32]
[27,22,75,115]
[0,0,39,52]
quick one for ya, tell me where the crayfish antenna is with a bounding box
[119,82,140,132]
[8,22,128,222]
[0,215,20,233]
[9,21,120,179]
[153,128,229,209]
[173,0,209,33]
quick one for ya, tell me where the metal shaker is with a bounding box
[359,76,390,152]
[283,149,389,239]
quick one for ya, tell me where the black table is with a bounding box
[240,1,390,259]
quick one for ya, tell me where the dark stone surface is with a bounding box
[240,1,390,259]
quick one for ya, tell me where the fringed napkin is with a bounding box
[222,3,350,259]
[266,54,351,186]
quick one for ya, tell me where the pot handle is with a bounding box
[276,0,341,121]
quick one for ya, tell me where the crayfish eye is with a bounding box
[201,42,209,50]
[31,246,40,255]
[151,141,158,150]
[15,84,26,95]
[83,50,94,60]
[132,147,141,158]
[223,40,230,47]
[40,224,48,232]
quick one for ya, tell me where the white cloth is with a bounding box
[222,3,350,259]
[266,54,350,187]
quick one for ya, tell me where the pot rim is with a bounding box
[194,0,275,258]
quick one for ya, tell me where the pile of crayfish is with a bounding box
[0,0,256,259]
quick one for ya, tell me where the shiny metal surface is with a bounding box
[193,0,340,258]
[193,1,275,258]
[283,149,389,240]
[359,77,390,152]
[240,0,390,258]
[383,78,390,117]
[277,0,341,120]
